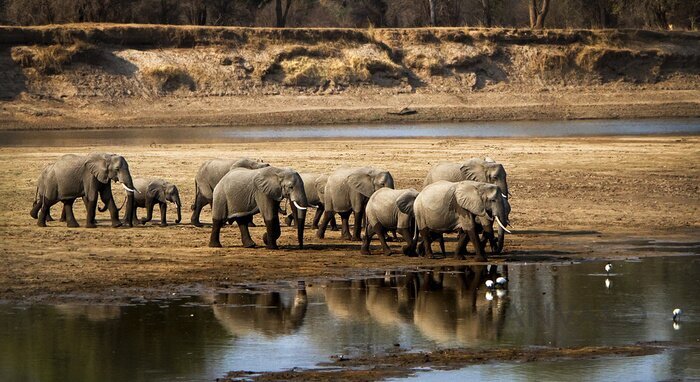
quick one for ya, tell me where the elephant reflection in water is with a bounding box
[413,265,509,345]
[320,266,509,345]
[210,288,308,338]
[322,277,416,326]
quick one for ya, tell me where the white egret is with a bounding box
[673,308,682,321]
[485,280,495,289]
[605,263,612,273]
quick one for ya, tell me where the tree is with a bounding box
[481,0,493,27]
[428,0,436,25]
[529,0,550,29]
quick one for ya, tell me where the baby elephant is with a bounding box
[362,188,419,256]
[132,178,182,226]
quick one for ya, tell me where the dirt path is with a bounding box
[0,136,698,302]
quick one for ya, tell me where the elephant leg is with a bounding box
[454,230,469,260]
[85,197,98,228]
[63,200,80,228]
[375,224,393,256]
[329,213,338,231]
[159,202,168,227]
[397,227,416,257]
[99,187,121,228]
[262,214,281,250]
[360,222,375,256]
[420,228,435,259]
[311,207,323,230]
[237,216,256,248]
[46,208,55,222]
[339,211,352,240]
[284,212,295,227]
[436,233,446,256]
[351,209,364,242]
[208,218,224,248]
[467,228,487,262]
[191,194,208,227]
[59,205,66,222]
[316,210,334,239]
[132,207,140,226]
[37,199,57,227]
[141,199,155,225]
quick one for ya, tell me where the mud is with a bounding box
[222,344,665,381]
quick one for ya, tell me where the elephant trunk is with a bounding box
[175,194,182,224]
[119,169,136,227]
[496,179,509,199]
[296,206,306,249]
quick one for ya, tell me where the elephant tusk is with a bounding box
[495,216,512,234]
[308,203,319,208]
[502,193,508,199]
[121,183,139,194]
[293,201,307,210]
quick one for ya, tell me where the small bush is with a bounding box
[10,40,96,74]
[142,65,194,92]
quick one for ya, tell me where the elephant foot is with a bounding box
[67,221,80,228]
[311,224,319,230]
[112,221,123,228]
[208,240,222,248]
[351,236,362,242]
[455,254,466,261]
[361,248,372,256]
[59,217,66,223]
[383,249,394,256]
[37,220,47,227]
[402,246,417,257]
[341,232,352,240]
[262,233,278,250]
[192,221,204,228]
[160,223,168,227]
[140,218,149,225]
[330,226,339,231]
[86,222,97,228]
[46,215,55,222]
[474,255,487,262]
[242,241,256,248]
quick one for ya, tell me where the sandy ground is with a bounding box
[0,136,698,302]
[2,90,699,130]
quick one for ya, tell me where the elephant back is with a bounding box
[366,188,405,229]
[424,162,465,186]
[299,173,323,205]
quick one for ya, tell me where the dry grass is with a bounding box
[10,40,95,74]
[142,65,194,92]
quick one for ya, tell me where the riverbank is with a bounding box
[1,25,699,129]
[0,135,698,302]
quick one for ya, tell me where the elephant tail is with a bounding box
[30,185,41,219]
[191,179,198,211]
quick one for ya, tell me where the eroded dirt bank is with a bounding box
[0,136,698,302]
[0,25,699,129]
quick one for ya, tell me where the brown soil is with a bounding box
[222,343,665,381]
[0,136,698,303]
[1,25,699,129]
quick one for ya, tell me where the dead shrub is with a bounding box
[142,65,195,92]
[10,40,96,74]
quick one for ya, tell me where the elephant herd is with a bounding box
[30,153,511,261]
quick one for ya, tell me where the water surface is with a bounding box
[1,256,699,381]
[1,118,698,146]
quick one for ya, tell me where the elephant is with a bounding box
[413,180,510,261]
[361,188,419,256]
[413,265,509,346]
[284,173,337,231]
[191,158,270,227]
[130,178,182,227]
[316,167,395,241]
[424,158,511,254]
[208,166,310,249]
[30,153,137,228]
[209,289,307,338]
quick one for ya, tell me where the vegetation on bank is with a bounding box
[1,0,698,31]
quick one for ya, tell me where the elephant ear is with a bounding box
[460,160,486,183]
[148,183,166,203]
[254,170,283,201]
[347,173,375,197]
[454,183,486,216]
[87,157,110,183]
[396,189,419,215]
[314,175,328,198]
